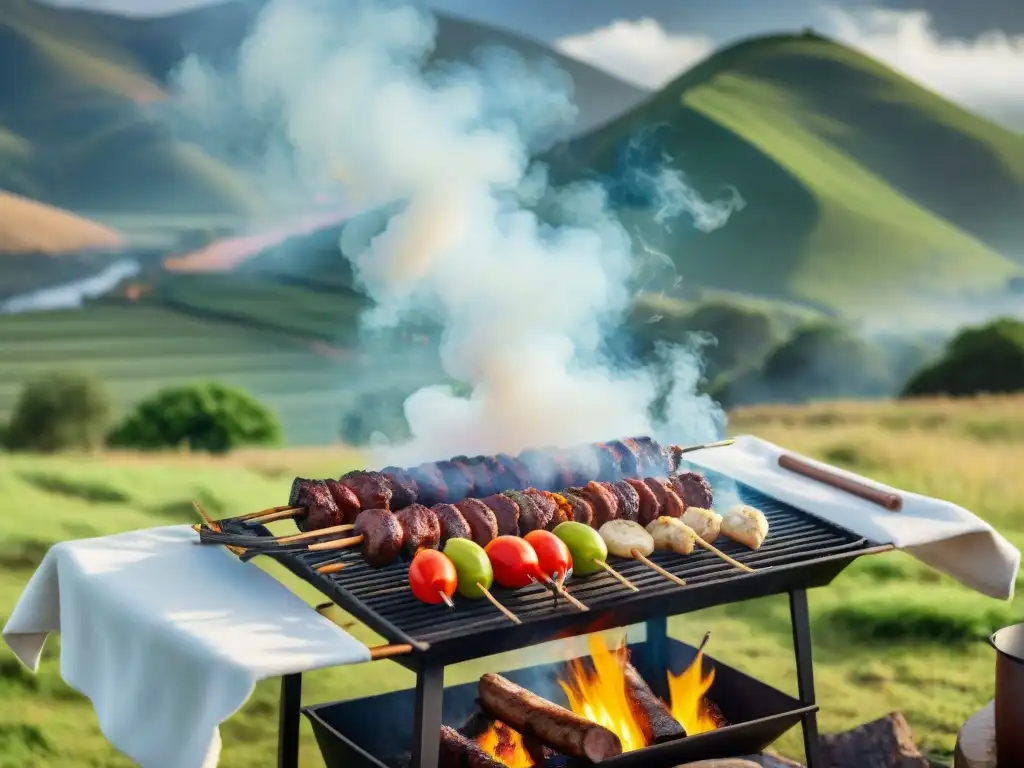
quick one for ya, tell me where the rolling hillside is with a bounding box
[547,33,1024,314]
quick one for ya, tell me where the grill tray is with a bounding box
[226,483,886,665]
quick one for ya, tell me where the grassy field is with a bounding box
[1,395,1021,766]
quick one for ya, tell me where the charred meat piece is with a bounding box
[340,470,393,511]
[481,493,520,537]
[561,490,594,527]
[644,478,686,519]
[496,453,530,489]
[607,440,639,478]
[479,456,515,493]
[353,508,405,568]
[449,457,481,498]
[439,725,505,768]
[546,450,577,490]
[519,489,557,532]
[524,489,564,530]
[625,477,662,526]
[455,498,500,547]
[435,460,474,503]
[670,471,714,510]
[546,492,575,526]
[381,466,418,509]
[432,503,472,543]
[324,479,362,525]
[560,445,600,486]
[611,480,641,523]
[580,481,619,528]
[594,442,624,482]
[621,437,648,473]
[289,478,342,532]
[502,490,541,534]
[395,503,441,556]
[633,436,670,474]
[460,457,496,498]
[407,463,449,506]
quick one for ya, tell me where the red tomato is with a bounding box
[408,550,458,605]
[524,529,572,581]
[485,536,541,589]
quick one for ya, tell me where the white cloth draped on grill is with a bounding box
[1,525,372,768]
[685,434,1020,600]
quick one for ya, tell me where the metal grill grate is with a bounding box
[230,483,883,661]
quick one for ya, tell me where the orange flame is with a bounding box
[476,721,534,768]
[667,643,720,734]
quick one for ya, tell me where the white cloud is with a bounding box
[554,18,715,90]
[823,6,1024,112]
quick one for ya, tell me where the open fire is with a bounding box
[475,633,721,766]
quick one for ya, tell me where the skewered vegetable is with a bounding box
[646,516,697,556]
[721,504,769,549]
[598,520,655,559]
[681,507,722,544]
[485,536,541,589]
[444,538,494,600]
[552,522,607,576]
[523,530,573,582]
[409,549,458,606]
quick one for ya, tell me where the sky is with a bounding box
[46,0,1024,127]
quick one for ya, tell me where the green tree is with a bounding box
[4,370,113,452]
[903,317,1024,397]
[108,382,283,453]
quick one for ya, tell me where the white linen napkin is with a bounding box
[684,434,1020,600]
[2,525,372,768]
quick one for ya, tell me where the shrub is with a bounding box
[108,382,282,453]
[4,370,113,452]
[902,317,1024,397]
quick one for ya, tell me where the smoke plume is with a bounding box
[170,0,739,463]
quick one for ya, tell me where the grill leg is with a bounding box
[410,663,445,768]
[277,673,302,768]
[644,616,670,700]
[789,589,822,768]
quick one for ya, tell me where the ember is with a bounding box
[476,721,534,768]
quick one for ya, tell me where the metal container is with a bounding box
[990,623,1024,767]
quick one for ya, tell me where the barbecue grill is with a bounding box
[226,480,891,768]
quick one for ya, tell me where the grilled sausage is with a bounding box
[290,478,342,532]
[644,477,685,518]
[353,508,404,568]
[580,481,618,528]
[624,477,661,526]
[611,480,640,523]
[432,503,472,543]
[455,498,499,547]
[482,494,520,537]
[395,503,441,556]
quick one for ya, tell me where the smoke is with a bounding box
[169,0,739,463]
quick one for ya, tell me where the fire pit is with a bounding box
[305,636,814,768]
[226,482,890,768]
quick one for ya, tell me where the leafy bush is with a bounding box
[902,317,1024,397]
[108,382,283,453]
[4,371,113,452]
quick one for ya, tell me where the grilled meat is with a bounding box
[670,471,714,510]
[611,480,640,523]
[289,478,342,532]
[353,508,405,568]
[324,479,362,525]
[643,478,685,519]
[431,503,472,543]
[624,477,661,526]
[395,504,441,556]
[455,498,499,547]
[381,467,419,509]
[340,470,393,511]
[481,493,520,537]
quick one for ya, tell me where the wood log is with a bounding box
[439,725,506,768]
[954,700,996,768]
[819,712,931,768]
[622,662,686,744]
[478,673,623,762]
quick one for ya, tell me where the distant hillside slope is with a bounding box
[0,0,265,216]
[0,191,123,254]
[547,33,1024,314]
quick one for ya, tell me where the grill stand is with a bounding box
[275,588,823,768]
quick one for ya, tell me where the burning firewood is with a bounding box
[478,673,623,763]
[622,662,687,744]
[440,725,506,768]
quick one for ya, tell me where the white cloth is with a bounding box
[685,434,1020,600]
[2,525,372,768]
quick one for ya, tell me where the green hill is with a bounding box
[546,33,1024,315]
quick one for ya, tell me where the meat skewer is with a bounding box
[598,520,688,588]
[478,673,623,762]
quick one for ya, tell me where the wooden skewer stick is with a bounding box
[274,524,355,544]
[695,536,754,573]
[696,630,711,655]
[308,535,364,553]
[368,643,414,660]
[542,576,589,612]
[318,561,347,575]
[192,503,248,555]
[778,453,903,512]
[630,550,688,588]
[248,508,304,525]
[236,504,303,522]
[593,559,639,592]
[438,591,455,609]
[478,583,521,624]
